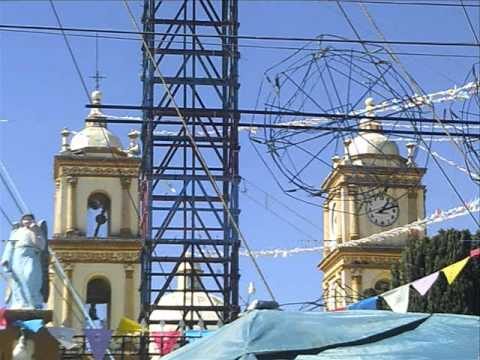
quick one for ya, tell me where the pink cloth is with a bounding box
[0,307,6,330]
[411,272,440,296]
[470,248,480,258]
[152,331,181,355]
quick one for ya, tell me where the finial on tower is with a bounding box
[86,90,106,125]
[359,97,382,131]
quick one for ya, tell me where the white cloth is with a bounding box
[381,285,410,313]
[9,226,45,250]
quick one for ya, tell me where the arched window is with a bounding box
[374,279,391,293]
[362,279,391,298]
[86,277,111,329]
[87,193,110,238]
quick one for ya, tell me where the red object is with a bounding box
[152,331,181,355]
[470,248,480,258]
[0,307,7,330]
[332,307,347,312]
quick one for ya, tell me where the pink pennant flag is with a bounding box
[411,272,439,296]
[85,329,112,360]
[152,331,180,355]
[381,284,410,313]
[0,308,6,330]
[470,248,480,258]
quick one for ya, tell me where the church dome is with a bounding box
[347,132,399,157]
[70,126,123,152]
[69,90,124,154]
[347,98,401,159]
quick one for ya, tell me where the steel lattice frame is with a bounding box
[140,0,240,328]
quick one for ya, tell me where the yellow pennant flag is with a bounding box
[441,257,469,285]
[117,317,143,335]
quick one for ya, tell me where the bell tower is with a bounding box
[48,91,142,329]
[318,98,426,310]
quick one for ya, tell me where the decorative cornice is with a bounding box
[49,238,142,251]
[59,166,138,178]
[53,250,140,264]
[322,164,426,191]
[54,156,140,178]
[318,246,402,273]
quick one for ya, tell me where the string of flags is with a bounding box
[346,248,479,313]
[238,198,480,258]
[0,313,215,359]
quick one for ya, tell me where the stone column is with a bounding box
[340,188,348,243]
[48,268,56,317]
[53,178,62,236]
[407,189,417,223]
[323,205,331,256]
[66,176,78,235]
[61,263,74,327]
[351,269,363,303]
[350,191,360,240]
[120,177,132,237]
[124,264,135,318]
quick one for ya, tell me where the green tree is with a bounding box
[391,228,480,315]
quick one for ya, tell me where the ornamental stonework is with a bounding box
[343,255,399,266]
[55,250,140,264]
[60,166,138,178]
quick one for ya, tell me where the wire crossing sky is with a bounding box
[0,0,478,307]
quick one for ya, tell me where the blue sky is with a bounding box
[0,1,478,311]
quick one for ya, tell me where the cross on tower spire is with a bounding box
[90,33,106,90]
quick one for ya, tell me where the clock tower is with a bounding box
[318,99,426,310]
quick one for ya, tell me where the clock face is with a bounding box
[366,193,399,227]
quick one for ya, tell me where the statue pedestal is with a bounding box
[0,309,59,360]
[4,309,53,323]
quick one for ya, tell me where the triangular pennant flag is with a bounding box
[0,308,7,330]
[185,329,215,343]
[381,285,410,313]
[85,329,112,360]
[411,272,440,296]
[470,248,480,258]
[442,257,469,284]
[117,317,143,334]
[152,331,180,355]
[16,319,43,333]
[48,327,77,350]
[348,296,378,310]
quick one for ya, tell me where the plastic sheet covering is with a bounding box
[297,313,480,360]
[161,310,479,360]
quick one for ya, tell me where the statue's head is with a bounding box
[20,214,35,227]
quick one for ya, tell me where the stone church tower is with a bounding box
[318,98,426,310]
[47,91,142,329]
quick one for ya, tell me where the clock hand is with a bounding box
[377,204,398,213]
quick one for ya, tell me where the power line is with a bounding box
[122,0,278,303]
[355,0,480,226]
[48,1,91,103]
[0,24,478,48]
[0,27,477,59]
[320,0,480,8]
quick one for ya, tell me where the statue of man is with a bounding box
[1,214,48,309]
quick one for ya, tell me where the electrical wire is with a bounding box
[0,24,478,48]
[122,0,278,304]
[1,27,477,59]
[460,0,480,44]
[355,1,480,227]
[319,0,480,8]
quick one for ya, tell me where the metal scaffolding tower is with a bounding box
[140,0,240,328]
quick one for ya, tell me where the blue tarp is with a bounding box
[162,310,480,360]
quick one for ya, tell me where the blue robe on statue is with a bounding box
[1,226,45,309]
